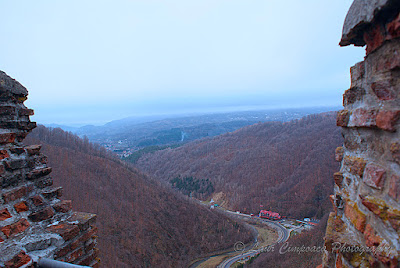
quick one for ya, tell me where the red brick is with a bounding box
[0,149,9,160]
[376,110,400,132]
[337,110,350,127]
[53,200,72,213]
[55,239,81,258]
[24,145,41,155]
[335,147,344,162]
[389,175,400,202]
[4,250,31,268]
[14,201,29,213]
[28,206,54,222]
[0,208,12,221]
[27,167,52,180]
[371,80,396,100]
[29,195,44,207]
[77,248,99,266]
[363,163,386,189]
[1,218,30,238]
[349,108,377,128]
[80,226,98,242]
[0,132,16,144]
[364,224,382,248]
[334,172,344,187]
[68,212,97,231]
[47,223,80,241]
[344,156,366,177]
[2,186,29,203]
[345,201,366,233]
[364,22,386,55]
[64,247,84,263]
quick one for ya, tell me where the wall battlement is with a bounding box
[0,71,99,268]
[323,0,400,267]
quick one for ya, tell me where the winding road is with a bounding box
[217,213,290,268]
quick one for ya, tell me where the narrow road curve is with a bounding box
[217,217,290,268]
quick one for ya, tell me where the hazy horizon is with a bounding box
[0,1,364,125]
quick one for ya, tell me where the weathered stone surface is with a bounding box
[371,79,396,100]
[361,195,388,218]
[362,163,386,189]
[29,195,45,207]
[0,71,28,96]
[340,0,391,46]
[350,61,365,86]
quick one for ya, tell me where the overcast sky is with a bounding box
[0,0,364,126]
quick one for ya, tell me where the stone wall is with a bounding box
[323,1,400,267]
[0,71,99,268]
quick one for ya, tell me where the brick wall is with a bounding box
[322,1,400,267]
[0,71,99,268]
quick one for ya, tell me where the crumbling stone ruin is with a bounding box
[323,0,400,267]
[0,71,99,267]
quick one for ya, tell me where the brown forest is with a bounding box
[25,126,253,268]
[136,112,342,219]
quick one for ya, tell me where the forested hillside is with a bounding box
[25,126,253,267]
[135,112,342,219]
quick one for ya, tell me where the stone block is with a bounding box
[27,167,52,180]
[53,200,72,213]
[343,156,366,177]
[47,223,80,242]
[68,212,97,232]
[34,176,53,188]
[348,108,377,128]
[42,187,63,199]
[28,206,55,222]
[2,186,30,203]
[362,163,386,189]
[360,195,388,218]
[376,110,400,132]
[18,108,34,116]
[371,80,396,100]
[24,145,41,155]
[4,159,26,170]
[350,61,365,86]
[0,150,9,160]
[337,110,350,127]
[364,22,385,55]
[390,143,400,164]
[30,195,45,206]
[345,201,367,232]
